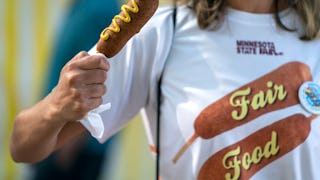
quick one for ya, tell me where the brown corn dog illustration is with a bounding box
[96,0,159,57]
[173,62,312,163]
[197,114,318,180]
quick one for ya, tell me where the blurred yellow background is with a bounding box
[0,0,174,179]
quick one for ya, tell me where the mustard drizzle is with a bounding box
[100,0,139,41]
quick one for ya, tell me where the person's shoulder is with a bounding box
[145,5,176,28]
[156,5,176,16]
[141,4,194,32]
[137,6,177,40]
[153,4,193,21]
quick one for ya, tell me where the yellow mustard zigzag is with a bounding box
[100,0,139,41]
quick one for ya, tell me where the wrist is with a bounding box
[40,94,68,127]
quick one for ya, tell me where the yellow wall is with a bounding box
[0,0,71,179]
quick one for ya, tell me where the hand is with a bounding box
[46,51,109,123]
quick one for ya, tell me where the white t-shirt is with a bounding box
[87,5,320,180]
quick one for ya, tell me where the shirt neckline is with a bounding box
[225,7,293,26]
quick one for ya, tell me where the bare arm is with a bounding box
[10,51,109,163]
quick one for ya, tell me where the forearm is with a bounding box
[10,95,84,163]
[10,95,63,162]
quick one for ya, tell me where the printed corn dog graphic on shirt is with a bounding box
[171,62,316,179]
[173,61,312,163]
[197,113,318,180]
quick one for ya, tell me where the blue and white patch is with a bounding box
[299,81,320,115]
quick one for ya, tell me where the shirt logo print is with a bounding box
[236,40,283,56]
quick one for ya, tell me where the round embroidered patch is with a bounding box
[299,81,320,115]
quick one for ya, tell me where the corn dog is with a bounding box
[96,0,159,57]
[197,114,317,180]
[173,62,312,163]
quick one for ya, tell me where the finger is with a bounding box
[94,103,111,113]
[73,51,90,60]
[60,68,107,89]
[81,69,107,85]
[77,54,109,71]
[83,84,107,98]
[61,51,90,73]
[85,97,103,111]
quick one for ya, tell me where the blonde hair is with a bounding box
[186,0,320,40]
[295,0,320,40]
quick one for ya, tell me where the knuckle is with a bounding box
[105,59,110,69]
[97,58,106,68]
[95,84,107,96]
[67,61,78,70]
[69,51,88,64]
[62,61,78,74]
[101,71,107,81]
[61,63,70,73]
[77,51,88,58]
[93,55,109,70]
[65,72,81,86]
[97,97,103,105]
[101,84,107,94]
[90,56,100,65]
[93,85,102,96]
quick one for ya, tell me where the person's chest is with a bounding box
[158,24,320,179]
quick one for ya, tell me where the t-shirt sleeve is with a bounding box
[85,6,175,143]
